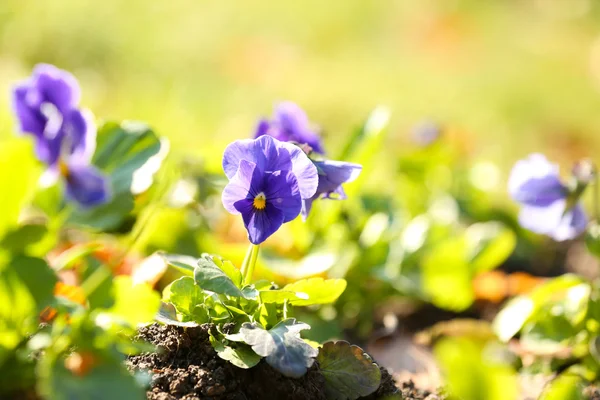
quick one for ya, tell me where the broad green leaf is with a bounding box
[0,140,39,239]
[493,275,586,342]
[209,335,261,369]
[539,374,586,400]
[69,121,164,230]
[254,303,279,329]
[195,257,245,298]
[38,355,146,400]
[520,312,576,355]
[259,289,306,304]
[317,341,381,400]
[281,278,347,306]
[466,222,516,273]
[202,254,242,288]
[162,253,197,276]
[422,237,473,311]
[98,276,160,327]
[239,319,318,378]
[435,338,517,400]
[0,224,48,256]
[11,256,57,312]
[155,302,198,327]
[493,296,534,342]
[164,277,205,321]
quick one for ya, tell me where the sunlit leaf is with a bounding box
[164,277,205,322]
[155,302,198,328]
[539,373,586,400]
[317,341,381,400]
[0,140,39,239]
[195,257,245,298]
[209,335,261,369]
[281,278,347,306]
[202,254,242,288]
[466,222,516,274]
[239,319,318,378]
[97,276,160,327]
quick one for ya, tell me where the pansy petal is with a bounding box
[518,200,566,235]
[33,64,81,113]
[222,160,263,214]
[238,202,285,245]
[550,203,587,241]
[223,136,318,199]
[264,169,302,223]
[11,83,45,137]
[253,119,271,139]
[274,101,324,154]
[300,198,314,221]
[508,154,565,206]
[64,163,111,207]
[315,160,362,195]
[223,135,286,179]
[65,108,97,164]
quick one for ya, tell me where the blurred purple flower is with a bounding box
[11,64,110,207]
[254,101,325,154]
[301,160,362,219]
[222,135,318,244]
[508,153,586,241]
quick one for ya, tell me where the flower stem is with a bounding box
[241,244,260,285]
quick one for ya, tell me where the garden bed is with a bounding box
[128,324,402,400]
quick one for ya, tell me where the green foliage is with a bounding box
[69,121,166,231]
[435,337,518,400]
[317,341,381,400]
[239,319,318,378]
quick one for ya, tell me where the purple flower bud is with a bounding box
[301,160,362,219]
[253,101,325,154]
[508,154,587,241]
[222,135,318,244]
[11,64,110,207]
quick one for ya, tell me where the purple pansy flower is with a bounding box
[508,153,587,241]
[222,135,318,244]
[301,160,362,219]
[254,101,325,154]
[11,64,110,207]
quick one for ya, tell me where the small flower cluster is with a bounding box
[12,64,110,207]
[222,102,362,244]
[509,153,591,241]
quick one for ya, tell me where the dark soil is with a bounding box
[399,381,445,400]
[128,323,400,400]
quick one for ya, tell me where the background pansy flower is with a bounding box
[12,64,110,207]
[222,135,318,244]
[254,101,325,154]
[508,153,587,241]
[301,160,362,219]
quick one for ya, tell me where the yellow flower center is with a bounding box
[253,192,267,210]
[59,161,70,178]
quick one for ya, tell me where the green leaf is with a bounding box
[259,289,306,304]
[0,140,39,239]
[162,253,197,276]
[0,224,48,256]
[239,319,318,378]
[155,302,199,327]
[69,121,165,231]
[195,257,245,298]
[10,256,57,312]
[202,254,242,288]
[281,278,347,306]
[422,237,474,311]
[586,221,600,259]
[434,337,517,400]
[209,335,261,369]
[38,355,146,400]
[493,275,586,342]
[539,374,586,400]
[317,341,381,400]
[466,222,516,274]
[164,277,205,321]
[98,276,160,327]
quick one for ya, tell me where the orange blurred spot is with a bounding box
[64,352,96,377]
[40,282,87,323]
[473,271,545,303]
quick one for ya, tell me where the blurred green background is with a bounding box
[2,0,600,174]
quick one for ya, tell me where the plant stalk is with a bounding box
[241,244,260,285]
